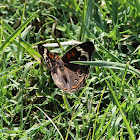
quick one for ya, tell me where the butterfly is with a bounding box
[38,41,94,93]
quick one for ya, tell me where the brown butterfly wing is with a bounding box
[51,61,89,93]
[51,41,95,93]
[62,41,94,63]
[38,42,95,93]
[38,44,58,70]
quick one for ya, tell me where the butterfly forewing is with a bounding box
[62,41,94,63]
[38,44,58,70]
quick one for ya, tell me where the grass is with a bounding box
[0,0,140,139]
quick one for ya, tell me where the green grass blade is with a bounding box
[80,0,93,41]
[92,86,105,139]
[80,0,86,40]
[34,105,64,140]
[119,62,129,95]
[95,103,112,139]
[112,0,118,24]
[2,20,41,59]
[0,65,23,80]
[0,18,3,47]
[105,80,135,140]
[134,0,140,13]
[0,10,38,53]
[19,38,41,59]
[88,32,123,63]
[2,20,14,33]
[71,61,140,77]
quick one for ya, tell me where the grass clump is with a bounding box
[0,0,139,139]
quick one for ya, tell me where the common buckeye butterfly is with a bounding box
[38,41,94,93]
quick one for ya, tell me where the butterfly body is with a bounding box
[38,41,94,93]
